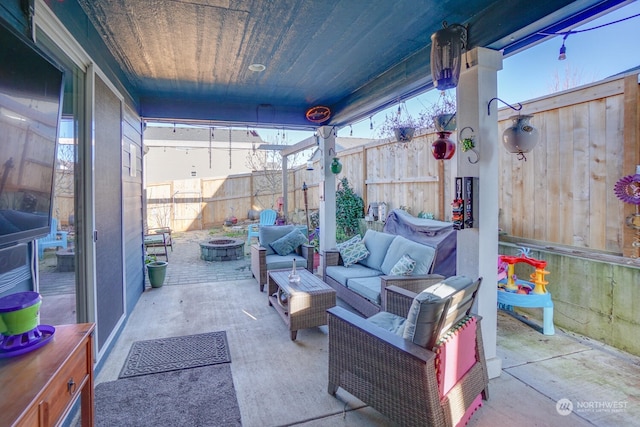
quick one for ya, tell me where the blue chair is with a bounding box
[247,209,277,246]
[37,218,68,259]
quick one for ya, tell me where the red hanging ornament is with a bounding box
[431,131,456,160]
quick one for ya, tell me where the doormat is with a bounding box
[97,364,241,426]
[119,330,231,379]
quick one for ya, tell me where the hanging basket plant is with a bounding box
[378,102,424,143]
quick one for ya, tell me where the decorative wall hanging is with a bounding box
[614,168,640,251]
[330,157,342,174]
[502,115,539,161]
[431,131,455,160]
[458,126,478,164]
[430,22,468,90]
[328,148,342,174]
[305,106,331,123]
[487,97,537,161]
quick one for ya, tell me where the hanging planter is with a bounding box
[394,127,415,142]
[330,157,343,174]
[502,114,539,160]
[434,113,457,132]
[431,131,456,160]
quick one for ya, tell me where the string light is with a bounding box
[369,116,373,130]
[558,34,568,60]
[350,125,353,136]
[539,12,640,61]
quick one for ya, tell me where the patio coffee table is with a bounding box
[268,269,336,340]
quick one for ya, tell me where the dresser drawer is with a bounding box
[41,342,89,426]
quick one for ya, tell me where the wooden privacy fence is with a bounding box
[146,73,639,257]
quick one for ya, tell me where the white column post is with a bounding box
[456,47,503,379]
[282,156,288,220]
[318,127,337,271]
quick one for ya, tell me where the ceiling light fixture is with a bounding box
[248,63,266,72]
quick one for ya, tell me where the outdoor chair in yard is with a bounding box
[37,218,68,259]
[246,209,277,247]
[327,276,488,427]
[144,227,173,260]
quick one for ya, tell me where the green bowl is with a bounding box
[0,291,42,336]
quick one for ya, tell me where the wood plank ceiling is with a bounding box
[73,0,630,129]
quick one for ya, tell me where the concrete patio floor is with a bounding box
[42,230,640,426]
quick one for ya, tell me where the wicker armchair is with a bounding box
[250,225,314,291]
[327,278,488,427]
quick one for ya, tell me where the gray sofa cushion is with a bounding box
[402,275,475,348]
[367,311,406,335]
[347,276,384,304]
[423,275,473,297]
[402,292,448,348]
[325,265,382,286]
[380,235,436,276]
[360,229,396,271]
[259,225,296,255]
[265,253,308,270]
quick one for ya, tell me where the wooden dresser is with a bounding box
[0,323,95,426]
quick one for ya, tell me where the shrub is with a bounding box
[336,177,364,239]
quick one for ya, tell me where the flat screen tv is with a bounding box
[0,20,64,249]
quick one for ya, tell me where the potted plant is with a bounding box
[145,254,168,288]
[419,90,457,132]
[377,102,426,142]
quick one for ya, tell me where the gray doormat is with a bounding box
[97,364,242,426]
[119,331,231,379]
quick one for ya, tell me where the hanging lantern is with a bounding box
[431,131,456,160]
[330,157,342,174]
[502,115,539,158]
[430,22,467,90]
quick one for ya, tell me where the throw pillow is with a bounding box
[269,228,308,256]
[336,235,361,252]
[340,240,370,267]
[390,254,416,276]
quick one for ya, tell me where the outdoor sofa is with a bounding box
[322,229,445,317]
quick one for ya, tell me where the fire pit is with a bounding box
[200,238,245,261]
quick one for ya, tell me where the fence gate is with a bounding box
[172,191,202,231]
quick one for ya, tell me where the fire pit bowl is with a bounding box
[199,238,245,261]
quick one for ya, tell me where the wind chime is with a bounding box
[228,128,232,169]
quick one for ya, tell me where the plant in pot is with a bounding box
[418,90,457,132]
[145,254,168,288]
[377,102,426,143]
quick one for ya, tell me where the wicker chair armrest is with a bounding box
[322,249,341,267]
[327,306,435,363]
[251,242,267,253]
[381,274,445,293]
[383,285,417,317]
[380,274,444,313]
[297,244,315,271]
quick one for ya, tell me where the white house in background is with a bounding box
[143,126,268,183]
[143,125,372,184]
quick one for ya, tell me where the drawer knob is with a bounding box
[67,378,76,395]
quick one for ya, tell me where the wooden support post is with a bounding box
[623,75,640,258]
